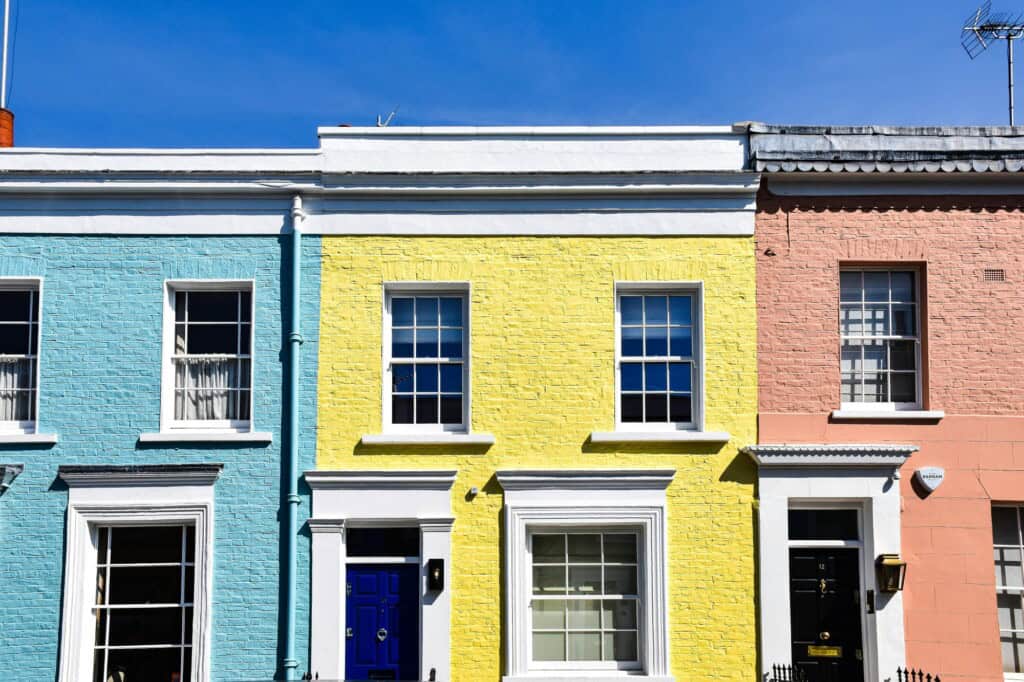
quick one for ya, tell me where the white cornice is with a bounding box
[58,464,224,487]
[495,469,676,491]
[742,444,917,468]
[318,125,742,137]
[304,469,458,491]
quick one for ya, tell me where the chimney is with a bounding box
[0,108,13,147]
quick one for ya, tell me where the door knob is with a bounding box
[819,631,831,641]
[377,628,388,642]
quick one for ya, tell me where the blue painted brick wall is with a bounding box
[0,235,320,681]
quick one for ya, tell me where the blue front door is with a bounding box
[346,564,419,681]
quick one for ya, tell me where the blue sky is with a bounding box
[6,0,1018,146]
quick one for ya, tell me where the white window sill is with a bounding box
[830,409,945,421]
[503,675,674,682]
[589,430,730,444]
[0,432,58,445]
[361,432,496,446]
[138,431,273,444]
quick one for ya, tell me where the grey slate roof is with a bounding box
[745,122,1024,173]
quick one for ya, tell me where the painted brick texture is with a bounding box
[0,235,320,681]
[316,236,759,682]
[756,191,1024,681]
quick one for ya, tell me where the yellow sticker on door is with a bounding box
[807,645,842,658]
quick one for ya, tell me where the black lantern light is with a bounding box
[876,554,907,593]
[427,558,444,592]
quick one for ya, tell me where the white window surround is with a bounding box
[305,469,457,682]
[830,409,944,422]
[496,469,675,682]
[0,277,52,439]
[55,464,220,682]
[146,279,260,442]
[612,282,707,436]
[743,444,916,682]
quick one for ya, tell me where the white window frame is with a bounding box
[382,282,471,434]
[0,277,42,435]
[56,467,218,682]
[992,504,1024,681]
[839,267,923,413]
[615,282,704,432]
[497,469,674,682]
[161,280,256,433]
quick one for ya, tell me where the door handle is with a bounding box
[377,627,388,642]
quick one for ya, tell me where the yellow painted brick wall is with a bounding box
[317,237,758,681]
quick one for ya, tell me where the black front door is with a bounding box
[789,547,864,682]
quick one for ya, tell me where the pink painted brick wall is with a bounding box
[756,188,1024,681]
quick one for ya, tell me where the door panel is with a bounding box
[346,564,420,681]
[789,548,864,682]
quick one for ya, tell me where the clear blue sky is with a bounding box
[7,0,1018,147]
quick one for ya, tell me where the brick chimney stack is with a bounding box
[0,108,14,147]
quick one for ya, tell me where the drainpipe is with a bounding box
[284,194,305,679]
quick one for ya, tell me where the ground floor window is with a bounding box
[993,506,1024,673]
[93,525,195,682]
[529,530,640,665]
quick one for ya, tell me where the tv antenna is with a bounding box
[962,1,1024,124]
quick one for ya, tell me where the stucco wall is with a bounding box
[755,190,1024,681]
[0,235,321,681]
[316,236,759,682]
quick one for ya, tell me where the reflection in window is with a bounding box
[0,287,40,428]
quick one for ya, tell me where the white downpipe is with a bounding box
[2,0,10,110]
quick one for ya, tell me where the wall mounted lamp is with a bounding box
[876,553,908,593]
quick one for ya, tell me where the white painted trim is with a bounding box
[360,432,494,446]
[749,447,908,681]
[830,410,945,421]
[56,472,217,682]
[307,469,457,681]
[318,125,741,136]
[0,432,57,444]
[589,430,729,444]
[0,276,42,434]
[58,465,223,488]
[138,431,272,444]
[496,470,673,680]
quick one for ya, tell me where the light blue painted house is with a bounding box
[0,146,322,681]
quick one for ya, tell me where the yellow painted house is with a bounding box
[305,126,760,682]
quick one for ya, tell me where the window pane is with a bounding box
[840,372,859,403]
[644,296,667,324]
[532,600,565,629]
[996,547,1024,588]
[892,304,916,336]
[106,607,184,645]
[187,291,239,322]
[603,600,637,629]
[567,566,601,594]
[416,329,439,358]
[669,363,691,392]
[238,323,251,355]
[392,396,414,424]
[669,395,692,423]
[392,364,414,393]
[532,534,565,563]
[839,305,864,336]
[620,296,643,325]
[0,324,29,354]
[347,527,420,558]
[108,566,183,604]
[240,291,252,322]
[604,534,637,563]
[392,329,414,358]
[568,632,601,661]
[440,396,462,424]
[533,566,566,594]
[175,291,186,321]
[863,341,887,372]
[621,327,642,357]
[861,372,887,403]
[864,271,889,302]
[440,297,463,326]
[186,324,238,354]
[839,271,862,302]
[415,364,438,393]
[890,341,916,371]
[891,271,915,302]
[994,507,1021,545]
[175,324,186,354]
[533,632,565,661]
[670,326,692,357]
[645,326,667,356]
[101,648,183,682]
[891,373,916,403]
[621,363,642,392]
[567,535,601,563]
[108,527,183,564]
[440,364,462,393]
[863,305,889,336]
[1003,633,1024,674]
[999,591,1024,631]
[415,297,438,326]
[440,328,463,358]
[669,295,691,325]
[0,291,31,321]
[415,396,438,423]
[604,631,638,662]
[567,600,600,629]
[644,363,667,392]
[645,394,668,422]
[840,342,861,373]
[788,509,859,541]
[604,566,638,595]
[392,298,414,326]
[621,395,643,422]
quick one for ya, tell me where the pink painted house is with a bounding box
[746,124,1024,682]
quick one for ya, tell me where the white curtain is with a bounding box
[0,358,29,420]
[175,358,237,420]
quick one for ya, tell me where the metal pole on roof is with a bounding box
[1010,36,1016,125]
[1,0,10,110]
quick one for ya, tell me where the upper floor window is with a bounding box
[840,269,920,409]
[384,287,468,431]
[0,281,40,433]
[992,506,1024,674]
[616,287,699,430]
[164,284,253,430]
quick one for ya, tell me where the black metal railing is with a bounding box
[767,664,807,682]
[896,668,941,682]
[766,664,941,682]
